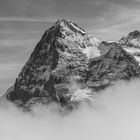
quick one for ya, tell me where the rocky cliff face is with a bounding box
[85,44,140,90]
[98,41,118,55]
[5,19,140,109]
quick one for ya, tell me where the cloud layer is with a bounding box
[1,79,140,140]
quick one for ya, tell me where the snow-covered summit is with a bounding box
[41,18,101,59]
[55,18,86,35]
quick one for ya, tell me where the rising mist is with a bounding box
[0,79,140,140]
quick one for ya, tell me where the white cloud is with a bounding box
[1,79,140,140]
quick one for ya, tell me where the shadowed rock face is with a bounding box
[85,44,140,90]
[5,19,140,109]
[98,31,140,65]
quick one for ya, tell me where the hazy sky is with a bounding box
[1,0,140,93]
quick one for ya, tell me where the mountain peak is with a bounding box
[41,18,100,58]
[6,18,101,107]
[41,18,86,40]
[54,18,86,35]
[55,18,71,25]
[119,30,140,47]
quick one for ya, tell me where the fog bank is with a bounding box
[1,79,140,140]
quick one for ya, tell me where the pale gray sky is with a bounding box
[1,0,140,93]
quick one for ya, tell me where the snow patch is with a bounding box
[80,36,101,59]
[82,46,100,59]
[123,48,140,54]
[71,88,93,102]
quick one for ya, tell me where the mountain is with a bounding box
[119,30,140,64]
[5,19,140,109]
[6,19,100,108]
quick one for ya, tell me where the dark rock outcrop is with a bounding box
[85,44,140,90]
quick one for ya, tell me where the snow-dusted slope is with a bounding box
[119,30,140,64]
